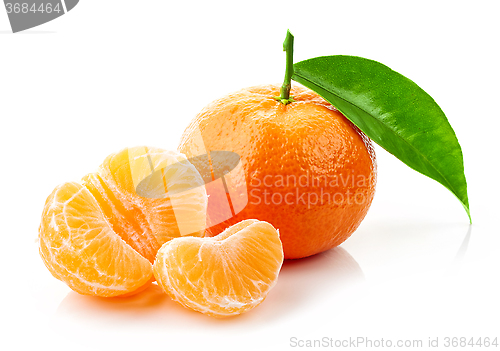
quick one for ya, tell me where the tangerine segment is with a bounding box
[39,147,208,297]
[153,219,284,318]
[39,182,153,297]
[93,147,208,248]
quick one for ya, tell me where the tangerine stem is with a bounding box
[276,30,295,105]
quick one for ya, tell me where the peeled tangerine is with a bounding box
[39,146,207,297]
[153,219,284,318]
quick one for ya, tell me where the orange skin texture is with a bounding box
[179,84,377,259]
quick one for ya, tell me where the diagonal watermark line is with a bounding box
[60,0,67,13]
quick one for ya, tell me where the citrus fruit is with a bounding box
[178,84,376,259]
[39,146,207,297]
[153,219,284,318]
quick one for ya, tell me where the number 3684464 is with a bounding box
[5,3,62,14]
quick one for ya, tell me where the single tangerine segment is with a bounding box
[39,182,154,296]
[153,219,284,318]
[39,146,208,297]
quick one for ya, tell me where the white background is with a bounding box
[1,1,499,350]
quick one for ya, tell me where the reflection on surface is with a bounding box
[57,283,168,318]
[343,218,473,279]
[54,246,363,333]
[453,225,472,263]
[446,225,472,276]
[264,246,364,319]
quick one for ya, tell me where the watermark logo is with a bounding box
[248,171,371,209]
[130,128,248,234]
[134,149,248,232]
[3,0,79,33]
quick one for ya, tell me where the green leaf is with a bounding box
[292,55,470,222]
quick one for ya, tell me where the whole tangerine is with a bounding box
[179,84,376,259]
